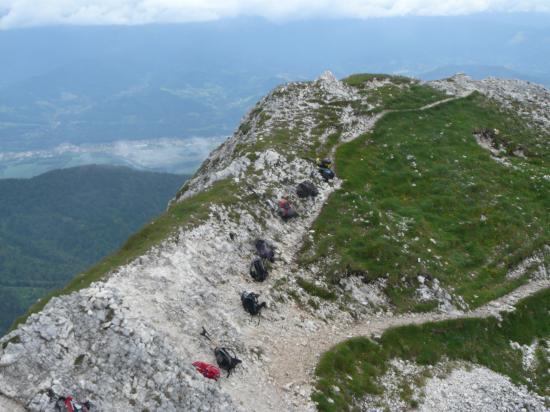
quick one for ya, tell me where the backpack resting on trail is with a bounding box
[296,181,319,198]
[317,157,332,169]
[255,239,275,262]
[214,347,242,377]
[192,361,221,381]
[319,167,335,182]
[199,328,243,378]
[241,291,267,316]
[49,390,90,412]
[277,199,298,220]
[55,396,91,412]
[250,257,268,282]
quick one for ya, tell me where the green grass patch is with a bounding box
[74,354,85,367]
[412,300,439,313]
[343,73,448,112]
[313,287,550,411]
[297,277,337,301]
[370,83,448,111]
[343,74,413,87]
[303,92,549,310]
[10,179,240,331]
[1,334,21,349]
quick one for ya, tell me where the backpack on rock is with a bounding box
[296,181,319,198]
[241,291,267,316]
[250,257,269,282]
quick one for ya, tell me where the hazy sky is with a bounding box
[1,0,549,29]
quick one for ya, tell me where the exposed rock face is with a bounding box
[1,285,234,411]
[0,72,548,411]
[175,70,370,202]
[420,365,548,412]
[507,246,550,280]
[360,359,549,412]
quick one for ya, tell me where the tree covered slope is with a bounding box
[0,165,186,334]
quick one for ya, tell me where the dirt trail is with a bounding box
[265,279,549,398]
[416,96,465,111]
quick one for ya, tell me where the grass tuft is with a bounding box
[297,277,337,301]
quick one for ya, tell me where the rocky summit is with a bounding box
[0,72,548,411]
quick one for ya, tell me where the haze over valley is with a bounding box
[1,14,549,177]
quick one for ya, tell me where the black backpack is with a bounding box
[214,347,242,377]
[255,239,275,262]
[250,257,268,282]
[319,167,335,182]
[241,292,267,316]
[296,181,319,198]
[319,158,332,168]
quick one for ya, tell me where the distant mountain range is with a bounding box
[419,64,550,85]
[0,164,187,333]
[0,15,548,178]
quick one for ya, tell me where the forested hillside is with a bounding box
[0,165,186,334]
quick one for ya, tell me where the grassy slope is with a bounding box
[310,76,549,411]
[301,92,549,310]
[10,179,239,331]
[313,287,550,411]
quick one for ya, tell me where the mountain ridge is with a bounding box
[0,72,548,411]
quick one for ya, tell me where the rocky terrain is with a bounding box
[359,359,548,412]
[430,73,550,133]
[0,72,548,411]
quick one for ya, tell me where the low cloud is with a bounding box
[0,0,549,29]
[0,137,225,177]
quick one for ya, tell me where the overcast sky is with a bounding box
[0,0,549,29]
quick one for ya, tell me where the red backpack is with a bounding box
[64,397,76,412]
[48,389,90,412]
[193,361,221,381]
[277,199,298,220]
[56,396,90,412]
